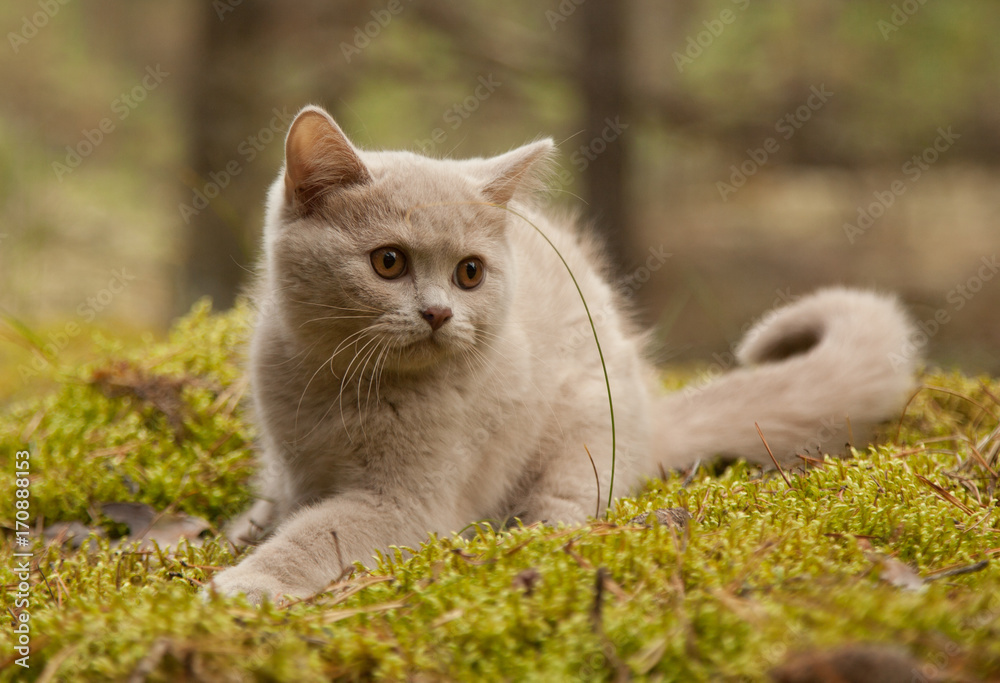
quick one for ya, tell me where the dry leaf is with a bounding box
[102,502,210,550]
[628,507,691,531]
[770,644,932,683]
[511,568,541,596]
[872,554,926,592]
[43,521,106,550]
[90,361,193,439]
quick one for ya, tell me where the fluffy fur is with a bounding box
[209,106,918,603]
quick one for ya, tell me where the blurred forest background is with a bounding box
[0,0,998,404]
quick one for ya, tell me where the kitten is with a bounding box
[209,105,918,603]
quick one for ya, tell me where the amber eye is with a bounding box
[455,257,485,289]
[371,247,407,279]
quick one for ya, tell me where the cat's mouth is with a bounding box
[387,328,467,369]
[408,331,451,351]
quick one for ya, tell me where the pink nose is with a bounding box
[421,306,452,331]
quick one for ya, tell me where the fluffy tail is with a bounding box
[653,288,919,469]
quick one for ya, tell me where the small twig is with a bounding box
[562,539,593,570]
[583,444,601,518]
[919,435,974,446]
[924,385,999,421]
[924,559,989,582]
[755,422,792,488]
[125,638,170,683]
[450,548,496,566]
[945,472,985,507]
[36,565,56,602]
[694,488,711,524]
[958,508,993,534]
[894,385,926,445]
[19,408,46,443]
[319,596,410,625]
[681,459,701,487]
[968,441,999,478]
[914,474,976,515]
[35,643,76,683]
[969,380,1000,433]
[166,572,203,588]
[976,424,1000,465]
[981,381,1000,408]
[53,572,69,610]
[889,447,928,459]
[590,567,607,630]
[284,573,388,609]
[589,567,630,682]
[795,453,826,467]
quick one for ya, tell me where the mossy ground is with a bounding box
[1,302,998,681]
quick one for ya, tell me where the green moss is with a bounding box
[0,300,255,529]
[1,302,998,681]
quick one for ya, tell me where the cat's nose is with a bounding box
[421,306,452,331]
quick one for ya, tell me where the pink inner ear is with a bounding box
[482,169,522,206]
[284,109,370,206]
[482,140,555,206]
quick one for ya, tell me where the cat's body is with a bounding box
[210,106,917,603]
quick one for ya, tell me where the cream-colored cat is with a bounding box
[209,105,917,603]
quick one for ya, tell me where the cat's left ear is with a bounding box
[480,139,555,206]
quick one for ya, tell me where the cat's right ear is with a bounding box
[480,139,556,206]
[283,106,371,208]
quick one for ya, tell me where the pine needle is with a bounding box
[755,422,793,489]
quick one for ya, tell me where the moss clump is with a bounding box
[1,303,998,681]
[0,300,255,529]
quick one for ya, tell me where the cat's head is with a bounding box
[262,105,553,374]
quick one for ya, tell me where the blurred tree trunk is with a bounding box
[178,2,273,313]
[577,1,631,273]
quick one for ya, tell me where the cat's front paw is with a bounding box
[207,565,308,606]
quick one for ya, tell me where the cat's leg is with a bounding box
[516,455,605,526]
[515,421,645,526]
[210,491,454,604]
[225,498,277,547]
[224,445,288,546]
